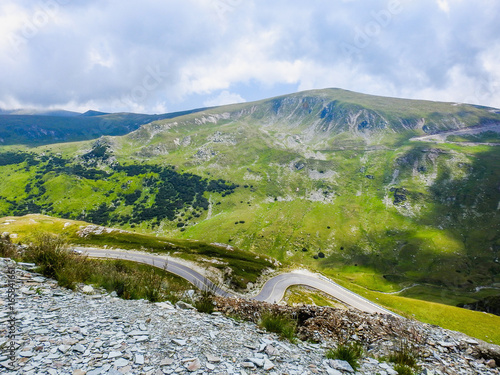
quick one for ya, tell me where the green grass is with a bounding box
[194,287,217,314]
[394,364,415,375]
[258,311,297,342]
[326,342,363,371]
[388,344,418,368]
[326,273,500,345]
[284,286,345,308]
[0,214,276,290]
[17,232,190,302]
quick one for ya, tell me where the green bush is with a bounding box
[259,311,297,342]
[326,342,364,371]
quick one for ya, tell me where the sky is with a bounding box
[0,0,499,114]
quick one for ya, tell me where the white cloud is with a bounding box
[0,0,499,113]
[203,91,246,107]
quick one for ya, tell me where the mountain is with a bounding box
[0,107,209,146]
[1,88,499,309]
[0,108,81,117]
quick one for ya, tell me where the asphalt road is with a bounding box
[77,247,396,316]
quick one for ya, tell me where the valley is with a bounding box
[1,88,500,343]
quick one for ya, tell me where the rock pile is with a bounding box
[1,257,499,374]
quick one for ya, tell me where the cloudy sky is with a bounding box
[0,0,499,114]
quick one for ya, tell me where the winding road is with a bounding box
[77,247,397,316]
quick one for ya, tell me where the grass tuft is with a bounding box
[326,341,363,371]
[388,342,418,368]
[394,364,415,375]
[0,235,19,259]
[194,283,218,314]
[259,311,297,342]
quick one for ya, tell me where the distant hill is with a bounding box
[0,107,208,146]
[0,108,81,117]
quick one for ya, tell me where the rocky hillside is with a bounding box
[1,88,500,313]
[1,258,499,375]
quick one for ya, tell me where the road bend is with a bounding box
[77,247,397,316]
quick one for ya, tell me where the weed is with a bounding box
[20,231,189,303]
[394,364,415,375]
[388,341,418,368]
[23,231,72,279]
[194,280,220,314]
[259,311,297,342]
[326,341,364,371]
[0,235,18,259]
[194,291,216,314]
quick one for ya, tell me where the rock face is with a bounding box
[1,258,499,375]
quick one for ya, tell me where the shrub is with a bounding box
[326,342,364,371]
[259,311,297,342]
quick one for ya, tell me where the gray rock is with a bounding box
[437,341,455,348]
[265,344,279,357]
[172,339,187,346]
[207,363,216,370]
[241,362,255,368]
[248,357,265,367]
[82,285,94,294]
[155,302,174,310]
[186,358,201,372]
[263,358,274,370]
[108,351,122,358]
[19,351,35,357]
[176,301,195,310]
[114,358,129,367]
[325,369,342,375]
[329,359,354,373]
[135,353,145,365]
[160,358,174,366]
[206,353,222,362]
[127,330,147,336]
[73,344,86,353]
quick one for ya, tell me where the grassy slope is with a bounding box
[2,213,500,344]
[0,215,275,289]
[1,88,500,342]
[328,274,500,345]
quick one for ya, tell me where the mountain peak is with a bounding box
[81,110,110,117]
